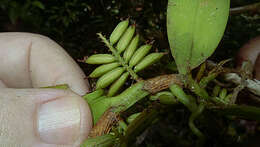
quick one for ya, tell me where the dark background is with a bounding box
[1,0,259,63]
[0,0,259,146]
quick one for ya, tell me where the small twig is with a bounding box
[97,33,140,81]
[199,59,232,88]
[230,2,260,15]
[206,60,238,74]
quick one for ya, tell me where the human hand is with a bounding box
[0,33,92,147]
[236,36,260,80]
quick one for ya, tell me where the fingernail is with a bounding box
[37,96,81,145]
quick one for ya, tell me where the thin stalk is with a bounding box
[97,33,140,81]
[170,84,198,112]
[189,103,206,147]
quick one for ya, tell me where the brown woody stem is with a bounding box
[230,2,260,15]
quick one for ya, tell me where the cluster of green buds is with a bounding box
[85,19,164,96]
[212,85,233,105]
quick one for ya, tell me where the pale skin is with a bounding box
[236,36,260,80]
[0,33,93,147]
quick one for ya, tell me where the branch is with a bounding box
[143,74,183,94]
[230,2,260,15]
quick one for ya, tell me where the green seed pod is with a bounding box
[96,67,125,89]
[126,112,141,124]
[219,88,227,99]
[123,34,140,62]
[107,72,129,96]
[134,53,164,72]
[89,62,120,78]
[116,25,136,53]
[85,54,116,64]
[110,19,129,45]
[82,89,104,103]
[129,44,152,68]
[150,91,177,105]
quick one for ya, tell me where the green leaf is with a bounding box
[167,0,230,74]
[32,1,45,9]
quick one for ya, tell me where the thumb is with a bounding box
[0,88,92,147]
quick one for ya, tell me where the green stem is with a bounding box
[189,103,206,147]
[122,106,160,146]
[97,33,139,81]
[170,84,197,112]
[110,82,149,113]
[211,105,260,121]
[199,72,218,88]
[187,74,209,99]
[90,82,149,124]
[41,84,69,89]
[83,89,104,103]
